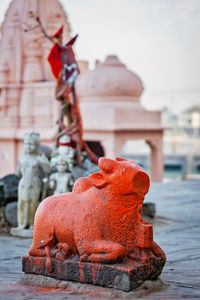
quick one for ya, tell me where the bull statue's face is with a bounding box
[89,157,150,197]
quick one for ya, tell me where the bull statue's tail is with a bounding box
[29,232,55,273]
[151,241,166,262]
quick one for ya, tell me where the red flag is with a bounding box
[66,34,78,46]
[47,43,62,79]
[53,25,64,39]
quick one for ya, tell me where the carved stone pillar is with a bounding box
[114,134,127,158]
[100,134,127,159]
[100,134,116,159]
[146,138,163,182]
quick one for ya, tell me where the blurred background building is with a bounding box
[0,0,200,181]
[0,0,70,175]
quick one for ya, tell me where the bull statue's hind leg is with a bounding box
[79,239,126,264]
[54,242,72,260]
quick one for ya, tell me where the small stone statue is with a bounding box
[11,132,50,237]
[49,159,74,194]
[50,135,75,171]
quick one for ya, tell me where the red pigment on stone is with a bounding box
[24,157,166,289]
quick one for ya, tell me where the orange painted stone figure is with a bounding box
[22,157,166,291]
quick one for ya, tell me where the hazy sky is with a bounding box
[0,0,200,114]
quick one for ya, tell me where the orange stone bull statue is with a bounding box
[28,157,166,275]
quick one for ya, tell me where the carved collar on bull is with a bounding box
[47,27,98,167]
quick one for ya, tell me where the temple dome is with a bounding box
[77,55,144,99]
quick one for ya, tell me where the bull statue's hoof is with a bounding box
[22,157,166,291]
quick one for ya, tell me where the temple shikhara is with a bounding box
[0,0,70,176]
[0,0,163,181]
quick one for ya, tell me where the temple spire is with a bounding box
[0,0,71,84]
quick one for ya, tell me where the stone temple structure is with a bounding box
[0,0,163,182]
[77,56,163,182]
[0,0,71,176]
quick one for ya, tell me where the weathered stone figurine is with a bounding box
[22,157,166,291]
[50,135,75,171]
[11,132,50,237]
[49,158,74,194]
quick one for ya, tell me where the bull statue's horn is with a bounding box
[116,157,127,162]
[98,157,117,173]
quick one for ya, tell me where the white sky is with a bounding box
[1,0,200,114]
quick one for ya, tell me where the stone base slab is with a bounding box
[22,255,165,292]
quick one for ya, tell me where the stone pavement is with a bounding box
[0,180,200,299]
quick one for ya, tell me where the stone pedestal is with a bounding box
[22,255,165,292]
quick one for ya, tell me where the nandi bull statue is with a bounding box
[22,157,166,291]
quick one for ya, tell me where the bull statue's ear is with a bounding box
[89,172,108,188]
[133,171,150,197]
[98,157,116,173]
